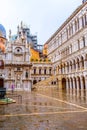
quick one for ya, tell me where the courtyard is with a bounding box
[0,86,87,130]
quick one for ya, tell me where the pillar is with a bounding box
[58,79,62,89]
[76,79,79,90]
[84,59,87,69]
[73,79,76,90]
[85,77,87,90]
[70,78,72,89]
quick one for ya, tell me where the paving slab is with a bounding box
[0,87,87,130]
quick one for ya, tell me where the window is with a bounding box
[49,68,51,75]
[83,36,85,47]
[78,40,80,50]
[75,21,77,31]
[39,69,41,74]
[17,67,20,71]
[25,72,28,78]
[85,15,87,25]
[82,17,84,27]
[34,68,36,74]
[44,69,46,75]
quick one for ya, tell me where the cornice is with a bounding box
[44,2,87,45]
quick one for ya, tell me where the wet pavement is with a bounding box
[0,86,87,130]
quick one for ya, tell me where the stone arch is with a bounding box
[77,76,81,89]
[80,56,84,69]
[67,77,70,89]
[63,63,66,74]
[61,64,63,74]
[62,78,66,89]
[73,59,76,70]
[76,57,80,70]
[44,67,47,75]
[33,67,36,74]
[81,76,86,89]
[33,80,37,85]
[67,62,69,73]
[49,67,52,75]
[70,77,73,89]
[69,60,73,72]
[0,78,4,88]
[73,77,77,89]
[57,65,60,73]
[39,67,41,74]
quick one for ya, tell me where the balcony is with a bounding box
[14,51,23,55]
[5,61,32,67]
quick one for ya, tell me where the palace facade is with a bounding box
[0,22,52,91]
[45,1,87,90]
[0,23,32,91]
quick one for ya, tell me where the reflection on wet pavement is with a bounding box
[0,86,87,130]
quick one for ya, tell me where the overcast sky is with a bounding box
[0,0,82,44]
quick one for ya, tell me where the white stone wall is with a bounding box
[46,2,87,90]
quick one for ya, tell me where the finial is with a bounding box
[17,25,19,35]
[21,21,23,29]
[9,29,11,39]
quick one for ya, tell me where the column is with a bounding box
[42,68,44,75]
[47,67,49,75]
[58,67,60,74]
[84,59,87,69]
[72,63,74,72]
[65,63,68,74]
[66,79,69,91]
[36,67,39,74]
[84,35,87,46]
[69,64,71,73]
[76,79,79,90]
[70,78,72,89]
[85,77,87,90]
[76,62,78,72]
[80,77,84,90]
[73,79,76,90]
[80,60,82,70]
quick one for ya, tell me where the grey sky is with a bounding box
[0,0,82,44]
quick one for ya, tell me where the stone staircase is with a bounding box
[32,76,57,89]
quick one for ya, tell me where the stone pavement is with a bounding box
[0,87,87,130]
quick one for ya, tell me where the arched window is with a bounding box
[34,68,36,74]
[25,71,28,78]
[49,68,51,75]
[78,39,80,50]
[77,18,79,30]
[85,14,87,25]
[39,68,41,74]
[44,68,46,75]
[75,21,77,31]
[82,16,84,27]
[83,36,85,47]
